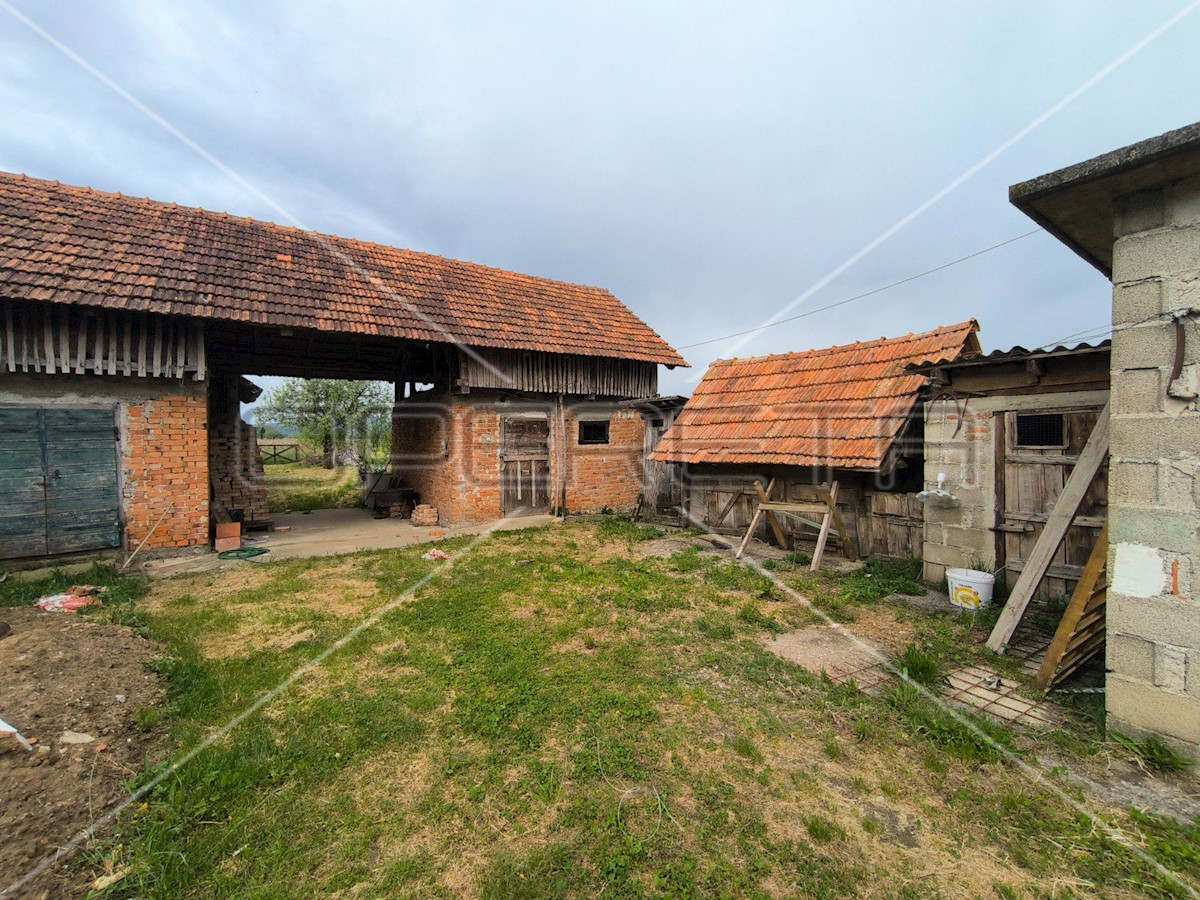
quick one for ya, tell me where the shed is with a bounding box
[652,321,980,558]
[911,342,1111,597]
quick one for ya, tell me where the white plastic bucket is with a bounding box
[946,568,995,610]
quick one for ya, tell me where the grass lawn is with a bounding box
[19,522,1200,897]
[264,463,363,513]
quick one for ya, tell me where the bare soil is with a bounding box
[0,607,167,898]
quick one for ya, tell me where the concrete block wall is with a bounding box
[1107,176,1200,754]
[921,403,998,584]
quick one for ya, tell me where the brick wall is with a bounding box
[1106,177,1200,754]
[207,374,268,524]
[391,390,646,523]
[121,394,209,549]
[559,406,644,514]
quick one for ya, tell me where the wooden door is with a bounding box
[642,416,682,516]
[0,407,121,559]
[999,407,1107,600]
[501,417,550,514]
[0,408,49,558]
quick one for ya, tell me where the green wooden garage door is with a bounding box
[0,407,121,559]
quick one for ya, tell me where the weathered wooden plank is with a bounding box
[1032,521,1107,693]
[3,302,14,372]
[988,401,1110,653]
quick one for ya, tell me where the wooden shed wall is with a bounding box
[682,465,924,560]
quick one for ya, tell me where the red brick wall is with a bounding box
[207,376,269,524]
[122,395,209,549]
[391,389,503,524]
[391,390,645,523]
[559,407,644,514]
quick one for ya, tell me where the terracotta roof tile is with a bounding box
[0,172,685,366]
[651,321,980,470]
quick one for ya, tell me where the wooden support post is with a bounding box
[810,481,840,572]
[754,479,790,550]
[735,477,774,560]
[987,401,1110,653]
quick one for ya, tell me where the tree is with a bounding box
[255,379,391,468]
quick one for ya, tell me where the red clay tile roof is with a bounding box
[0,172,685,366]
[651,321,980,470]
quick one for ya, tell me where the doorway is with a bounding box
[0,407,121,559]
[500,416,550,515]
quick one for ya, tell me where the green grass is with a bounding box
[1114,733,1196,773]
[264,463,363,512]
[54,525,1200,898]
[0,562,148,624]
[895,644,943,687]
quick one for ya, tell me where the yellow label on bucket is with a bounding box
[952,586,981,609]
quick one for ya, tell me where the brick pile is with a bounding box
[411,504,439,527]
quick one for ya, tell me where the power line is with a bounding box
[677,229,1043,351]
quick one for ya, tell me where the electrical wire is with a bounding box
[676,229,1043,351]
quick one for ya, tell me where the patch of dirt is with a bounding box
[761,627,890,677]
[887,588,955,615]
[0,607,167,898]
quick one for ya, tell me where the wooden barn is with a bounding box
[650,322,981,561]
[0,171,685,562]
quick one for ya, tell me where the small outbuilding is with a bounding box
[911,342,1111,598]
[651,321,981,559]
[0,172,685,562]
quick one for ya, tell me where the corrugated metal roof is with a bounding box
[651,321,980,471]
[905,339,1110,372]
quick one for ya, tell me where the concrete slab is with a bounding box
[141,508,556,577]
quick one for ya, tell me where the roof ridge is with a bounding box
[710,320,978,366]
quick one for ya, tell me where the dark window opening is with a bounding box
[1015,413,1065,448]
[578,420,610,445]
[649,418,664,429]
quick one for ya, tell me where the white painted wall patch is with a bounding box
[1112,542,1168,599]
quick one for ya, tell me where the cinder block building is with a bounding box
[914,341,1110,598]
[0,172,685,562]
[1011,122,1200,752]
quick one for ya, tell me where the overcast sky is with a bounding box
[2,1,1198,397]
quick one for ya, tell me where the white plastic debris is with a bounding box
[0,716,34,751]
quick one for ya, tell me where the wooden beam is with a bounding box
[754,479,790,551]
[1033,521,1108,693]
[713,489,749,528]
[825,482,858,562]
[987,400,1110,653]
[735,478,773,559]
[810,481,839,572]
[75,312,87,374]
[4,303,14,372]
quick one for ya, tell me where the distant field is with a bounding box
[263,463,362,512]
